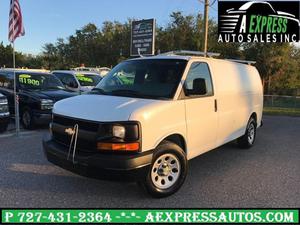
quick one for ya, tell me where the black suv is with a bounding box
[0,69,77,129]
[0,93,10,133]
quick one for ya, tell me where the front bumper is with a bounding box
[43,136,153,181]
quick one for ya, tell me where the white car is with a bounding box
[73,67,111,76]
[52,70,102,92]
[43,52,263,197]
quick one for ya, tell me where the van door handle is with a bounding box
[214,99,218,112]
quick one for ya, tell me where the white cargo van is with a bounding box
[43,51,263,197]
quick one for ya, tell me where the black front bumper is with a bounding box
[43,136,153,181]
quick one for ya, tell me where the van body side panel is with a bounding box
[184,96,218,159]
[210,60,263,147]
[129,100,187,155]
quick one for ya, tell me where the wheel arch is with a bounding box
[250,112,257,124]
[155,133,187,154]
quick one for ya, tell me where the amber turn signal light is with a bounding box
[97,142,139,151]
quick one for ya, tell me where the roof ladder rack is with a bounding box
[160,50,220,58]
[226,59,256,65]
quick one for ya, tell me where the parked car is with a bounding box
[98,67,111,77]
[43,52,263,197]
[0,69,77,129]
[52,70,103,92]
[0,93,10,133]
[73,67,111,76]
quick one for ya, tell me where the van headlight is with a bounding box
[97,122,140,152]
[112,125,126,139]
[40,99,54,110]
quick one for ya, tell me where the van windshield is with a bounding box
[93,59,187,99]
[17,73,65,90]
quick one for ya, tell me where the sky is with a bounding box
[0,0,218,55]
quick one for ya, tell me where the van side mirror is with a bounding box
[193,78,207,95]
[185,78,207,96]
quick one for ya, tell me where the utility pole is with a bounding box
[203,0,209,57]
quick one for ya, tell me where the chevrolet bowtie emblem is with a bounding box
[65,127,75,136]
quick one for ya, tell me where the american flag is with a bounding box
[8,0,25,42]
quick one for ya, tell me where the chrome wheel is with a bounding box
[248,123,255,144]
[151,153,181,189]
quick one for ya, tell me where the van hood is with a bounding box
[53,94,159,122]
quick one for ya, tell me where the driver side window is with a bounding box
[184,62,214,97]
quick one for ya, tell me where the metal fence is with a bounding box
[264,95,300,109]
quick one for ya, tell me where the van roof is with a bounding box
[127,55,256,67]
[128,50,256,66]
[128,55,191,61]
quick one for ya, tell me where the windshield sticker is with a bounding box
[19,74,40,86]
[76,74,93,83]
[19,74,31,79]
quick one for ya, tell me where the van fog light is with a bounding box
[113,125,125,139]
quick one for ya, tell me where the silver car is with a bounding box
[52,70,103,92]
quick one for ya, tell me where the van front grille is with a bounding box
[52,114,100,152]
[53,114,99,132]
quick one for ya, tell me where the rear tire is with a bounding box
[21,108,35,130]
[237,117,257,149]
[141,141,187,198]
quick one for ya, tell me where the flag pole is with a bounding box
[9,0,24,136]
[13,41,20,136]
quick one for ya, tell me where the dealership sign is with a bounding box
[131,19,155,56]
[218,1,300,43]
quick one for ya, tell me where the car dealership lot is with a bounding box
[0,115,299,208]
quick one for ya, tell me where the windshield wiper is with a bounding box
[91,88,108,95]
[110,89,167,99]
[110,89,139,95]
[46,86,65,90]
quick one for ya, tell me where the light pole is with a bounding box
[203,0,209,57]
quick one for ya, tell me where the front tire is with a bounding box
[21,108,35,130]
[142,141,187,198]
[237,117,257,149]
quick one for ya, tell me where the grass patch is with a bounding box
[263,107,300,116]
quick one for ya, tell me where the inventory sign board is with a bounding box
[131,19,155,56]
[218,1,300,43]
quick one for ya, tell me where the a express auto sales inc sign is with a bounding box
[218,0,300,43]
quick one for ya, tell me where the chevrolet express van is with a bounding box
[43,52,263,197]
